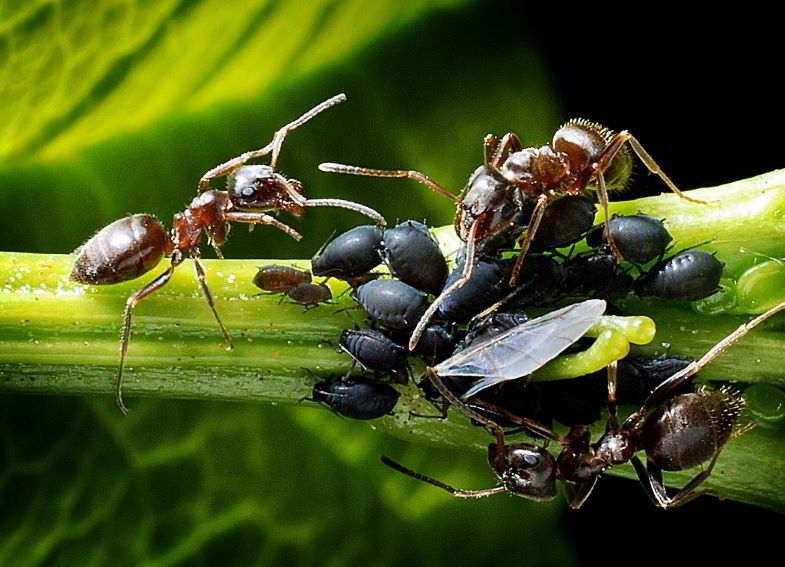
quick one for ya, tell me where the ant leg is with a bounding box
[596,169,625,262]
[565,478,599,510]
[484,134,499,166]
[509,193,550,286]
[381,456,507,499]
[303,198,386,226]
[632,455,717,509]
[640,299,785,411]
[223,212,303,240]
[408,221,481,351]
[606,360,620,430]
[597,131,707,204]
[318,163,458,202]
[198,94,347,190]
[486,132,523,169]
[192,256,233,349]
[116,260,181,414]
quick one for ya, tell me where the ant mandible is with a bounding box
[71,94,385,414]
[383,300,785,509]
[320,120,705,350]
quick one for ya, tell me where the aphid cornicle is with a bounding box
[386,300,785,509]
[321,117,702,350]
[71,94,386,414]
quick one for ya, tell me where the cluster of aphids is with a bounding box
[71,94,785,510]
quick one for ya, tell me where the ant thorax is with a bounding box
[172,190,231,252]
[500,146,572,195]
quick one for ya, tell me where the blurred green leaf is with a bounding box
[0,1,574,565]
[0,396,576,566]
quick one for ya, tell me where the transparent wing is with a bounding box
[432,299,607,399]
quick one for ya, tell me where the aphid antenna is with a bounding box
[737,247,785,265]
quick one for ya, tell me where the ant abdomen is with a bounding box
[71,214,169,285]
[640,388,745,471]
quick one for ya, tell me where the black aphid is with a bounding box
[312,375,400,420]
[339,329,408,381]
[311,225,384,280]
[436,259,512,323]
[530,196,595,251]
[586,214,672,263]
[381,220,448,294]
[353,279,429,332]
[636,249,723,300]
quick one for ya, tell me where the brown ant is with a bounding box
[382,300,785,509]
[71,94,385,414]
[320,120,705,350]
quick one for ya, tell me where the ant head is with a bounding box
[489,442,557,501]
[456,165,521,242]
[228,165,305,215]
[501,147,570,195]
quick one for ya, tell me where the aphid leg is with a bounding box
[598,131,708,205]
[639,299,785,411]
[192,256,233,350]
[509,193,550,286]
[596,169,625,262]
[380,456,507,499]
[223,212,303,240]
[303,198,387,226]
[198,94,347,190]
[408,221,480,351]
[632,454,717,509]
[606,360,620,430]
[486,132,523,169]
[318,163,458,202]
[565,478,599,510]
[116,261,181,414]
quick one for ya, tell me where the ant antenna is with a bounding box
[198,93,349,191]
[318,163,458,202]
[380,456,507,499]
[304,198,387,226]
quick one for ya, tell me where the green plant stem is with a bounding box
[3,170,785,511]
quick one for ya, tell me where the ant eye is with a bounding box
[522,453,541,466]
[500,203,515,218]
[241,187,256,198]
